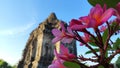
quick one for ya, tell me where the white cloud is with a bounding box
[0,20,36,36]
[0,52,21,66]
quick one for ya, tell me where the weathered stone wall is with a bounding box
[17,13,77,68]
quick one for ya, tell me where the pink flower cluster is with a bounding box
[48,44,76,68]
[70,4,114,29]
[49,3,120,68]
[52,22,75,44]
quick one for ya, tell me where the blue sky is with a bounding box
[0,0,119,66]
[0,0,92,65]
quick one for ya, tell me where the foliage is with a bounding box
[0,59,17,68]
[88,0,120,8]
[113,38,120,50]
[63,61,81,68]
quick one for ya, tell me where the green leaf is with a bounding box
[102,22,119,44]
[102,29,108,44]
[105,51,108,58]
[89,42,97,47]
[85,48,99,54]
[116,56,120,68]
[88,0,104,7]
[118,26,120,30]
[110,22,120,36]
[98,65,104,68]
[88,0,120,8]
[63,61,81,68]
[88,37,98,47]
[111,22,119,30]
[113,38,120,50]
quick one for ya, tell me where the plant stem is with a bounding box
[85,30,103,48]
[94,28,103,47]
[78,55,98,62]
[106,49,120,62]
[74,31,99,58]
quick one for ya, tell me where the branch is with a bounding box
[72,60,89,68]
[106,49,120,62]
[74,31,99,58]
[104,22,119,52]
[104,21,113,51]
[104,34,111,50]
[106,21,111,34]
[85,30,103,49]
[94,28,103,47]
[78,55,98,62]
[85,43,99,58]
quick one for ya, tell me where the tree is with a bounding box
[0,59,16,68]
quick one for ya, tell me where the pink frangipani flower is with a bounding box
[100,25,107,32]
[80,33,90,46]
[69,19,87,31]
[58,44,76,61]
[48,59,65,68]
[79,4,114,28]
[48,49,66,68]
[52,22,75,44]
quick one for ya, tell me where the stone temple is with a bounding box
[17,13,77,68]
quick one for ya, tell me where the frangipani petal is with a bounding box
[88,18,97,28]
[60,22,66,31]
[67,27,74,35]
[81,33,90,44]
[69,54,76,59]
[52,37,61,44]
[80,16,90,24]
[80,43,84,46]
[61,37,73,43]
[48,63,58,68]
[52,29,62,37]
[70,19,82,27]
[48,59,65,68]
[70,25,87,31]
[100,25,107,32]
[53,49,66,68]
[101,8,114,23]
[60,44,69,55]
